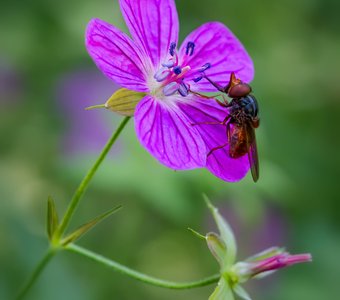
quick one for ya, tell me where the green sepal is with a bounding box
[61,205,122,246]
[105,88,146,116]
[188,227,206,240]
[47,196,59,240]
[85,104,106,110]
[204,195,237,268]
[206,232,227,267]
[209,278,234,300]
[243,247,286,279]
[245,246,285,262]
[233,285,252,300]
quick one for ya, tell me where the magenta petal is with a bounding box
[179,22,254,92]
[134,96,206,170]
[179,97,250,182]
[119,0,179,67]
[86,18,149,92]
[207,140,249,182]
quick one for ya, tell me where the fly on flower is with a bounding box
[193,72,260,182]
[86,0,255,182]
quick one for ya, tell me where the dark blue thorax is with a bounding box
[238,95,258,119]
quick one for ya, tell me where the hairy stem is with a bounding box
[16,248,57,300]
[56,116,130,238]
[66,244,220,289]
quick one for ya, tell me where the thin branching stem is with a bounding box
[16,248,57,300]
[66,244,220,289]
[16,115,219,298]
[56,116,130,238]
[17,117,130,299]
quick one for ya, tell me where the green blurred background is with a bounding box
[1,0,339,299]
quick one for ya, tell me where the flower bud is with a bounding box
[232,252,312,282]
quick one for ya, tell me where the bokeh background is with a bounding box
[1,0,339,299]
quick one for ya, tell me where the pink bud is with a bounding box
[235,252,312,279]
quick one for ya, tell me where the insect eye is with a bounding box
[228,83,252,98]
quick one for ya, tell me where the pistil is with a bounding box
[152,41,211,98]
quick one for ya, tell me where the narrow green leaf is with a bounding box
[204,195,237,268]
[61,205,122,246]
[188,227,206,240]
[105,88,146,116]
[206,232,227,268]
[47,196,59,240]
[209,278,234,300]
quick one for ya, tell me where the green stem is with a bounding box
[16,248,57,300]
[56,117,130,238]
[16,118,130,299]
[66,244,220,289]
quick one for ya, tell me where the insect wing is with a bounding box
[246,122,259,182]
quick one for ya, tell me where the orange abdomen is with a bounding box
[229,126,249,158]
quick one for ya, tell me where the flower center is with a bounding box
[152,41,211,97]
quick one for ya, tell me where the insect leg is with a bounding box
[221,94,230,106]
[207,142,229,157]
[222,115,231,125]
[190,91,228,109]
[203,75,226,93]
[190,90,222,99]
[191,121,223,126]
[215,99,229,108]
[190,88,230,108]
[191,115,230,126]
[226,121,231,141]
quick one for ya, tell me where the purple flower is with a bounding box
[86,0,254,181]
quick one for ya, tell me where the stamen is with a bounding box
[193,76,203,83]
[162,59,175,68]
[186,41,195,56]
[192,64,210,82]
[178,82,189,97]
[163,82,179,96]
[173,66,182,75]
[200,63,211,72]
[169,42,176,56]
[154,67,171,82]
[175,66,191,80]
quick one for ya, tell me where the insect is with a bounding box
[194,72,260,182]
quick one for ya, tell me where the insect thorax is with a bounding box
[229,95,258,123]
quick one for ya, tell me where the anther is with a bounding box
[200,63,211,72]
[173,66,182,75]
[193,76,203,82]
[169,42,176,56]
[162,59,175,68]
[163,82,179,96]
[178,82,189,97]
[154,67,171,82]
[186,41,195,56]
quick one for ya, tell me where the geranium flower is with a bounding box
[86,0,254,181]
[203,198,312,300]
